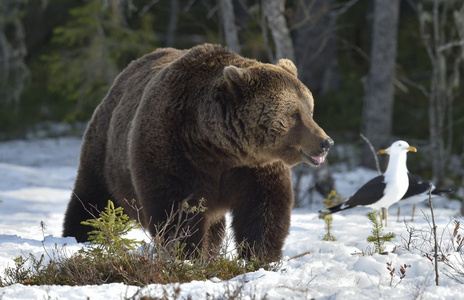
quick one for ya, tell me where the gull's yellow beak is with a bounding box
[377,149,388,155]
[377,145,417,154]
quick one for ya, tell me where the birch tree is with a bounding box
[262,0,295,62]
[219,0,241,53]
[361,0,400,168]
[293,0,339,95]
[413,0,464,186]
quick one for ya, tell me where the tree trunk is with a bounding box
[415,0,463,186]
[427,0,463,186]
[262,0,295,62]
[110,0,128,26]
[293,0,339,95]
[166,0,179,47]
[291,0,338,205]
[0,0,29,108]
[219,0,241,53]
[361,0,400,168]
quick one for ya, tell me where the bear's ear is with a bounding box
[277,59,298,77]
[224,66,249,84]
[223,65,254,92]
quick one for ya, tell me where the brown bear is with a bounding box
[63,44,333,262]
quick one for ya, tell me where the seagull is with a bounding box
[396,173,454,221]
[320,140,417,226]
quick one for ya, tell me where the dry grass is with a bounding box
[0,200,274,288]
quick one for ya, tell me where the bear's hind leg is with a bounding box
[63,168,112,242]
[205,216,226,257]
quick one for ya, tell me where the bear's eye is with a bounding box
[291,113,301,121]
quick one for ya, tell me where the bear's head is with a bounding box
[223,59,333,167]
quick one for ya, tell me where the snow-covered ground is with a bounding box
[1,137,463,299]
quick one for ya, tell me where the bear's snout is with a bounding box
[320,137,334,152]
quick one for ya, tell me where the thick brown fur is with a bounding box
[63,44,332,262]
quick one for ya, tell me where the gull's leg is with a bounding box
[385,208,388,227]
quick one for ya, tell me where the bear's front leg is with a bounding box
[225,162,293,263]
[133,184,205,253]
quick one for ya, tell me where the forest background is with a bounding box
[1,0,463,199]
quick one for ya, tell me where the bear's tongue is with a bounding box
[311,156,325,165]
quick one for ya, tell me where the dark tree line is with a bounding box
[1,0,464,196]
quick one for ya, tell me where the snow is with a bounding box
[1,137,464,299]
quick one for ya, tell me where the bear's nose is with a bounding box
[320,137,334,152]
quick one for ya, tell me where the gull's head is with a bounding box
[377,140,417,156]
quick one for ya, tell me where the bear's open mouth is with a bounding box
[301,151,326,165]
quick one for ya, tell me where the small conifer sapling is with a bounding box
[366,210,396,254]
